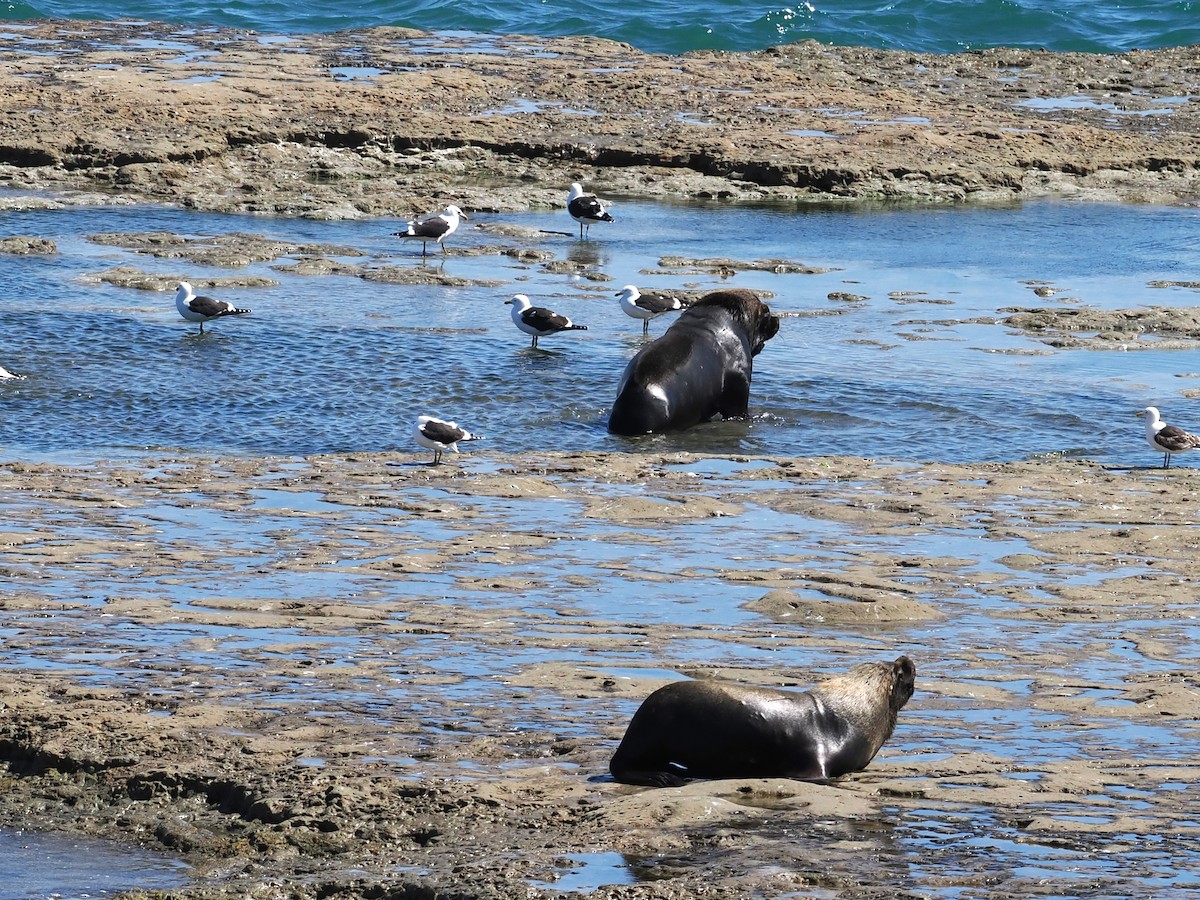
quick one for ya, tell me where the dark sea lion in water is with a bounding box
[610,656,915,787]
[607,288,780,435]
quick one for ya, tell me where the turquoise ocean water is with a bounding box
[3,0,1199,54]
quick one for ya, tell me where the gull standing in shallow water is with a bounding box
[616,284,688,334]
[175,281,252,334]
[1142,406,1200,469]
[412,415,482,465]
[566,182,614,239]
[393,205,467,257]
[505,294,588,349]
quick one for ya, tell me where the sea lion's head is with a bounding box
[816,655,916,746]
[889,655,916,713]
[752,307,780,356]
[693,288,780,356]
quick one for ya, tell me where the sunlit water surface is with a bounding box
[0,829,189,899]
[3,196,1200,897]
[2,197,1199,467]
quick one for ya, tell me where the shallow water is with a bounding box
[0,828,190,899]
[4,195,1200,897]
[2,197,1199,468]
[3,449,1200,895]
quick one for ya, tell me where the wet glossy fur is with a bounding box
[607,289,779,435]
[610,656,915,787]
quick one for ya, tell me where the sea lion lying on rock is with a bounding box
[610,656,915,787]
[607,288,780,435]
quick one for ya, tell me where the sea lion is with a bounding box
[609,656,915,787]
[607,288,780,435]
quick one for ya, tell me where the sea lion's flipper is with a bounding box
[785,764,832,782]
[646,770,689,788]
[716,369,752,419]
[611,765,690,788]
[610,752,691,787]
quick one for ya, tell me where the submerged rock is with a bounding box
[1002,304,1200,349]
[0,236,56,255]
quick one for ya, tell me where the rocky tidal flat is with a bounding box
[1,452,1199,898]
[1,19,1200,900]
[0,20,1199,216]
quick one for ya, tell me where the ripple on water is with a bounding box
[0,828,190,897]
[1,199,1200,464]
[897,808,1200,896]
[3,195,1200,898]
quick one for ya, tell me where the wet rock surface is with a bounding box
[0,22,1199,218]
[1003,303,1200,348]
[0,236,57,254]
[3,18,1200,900]
[2,451,1200,897]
